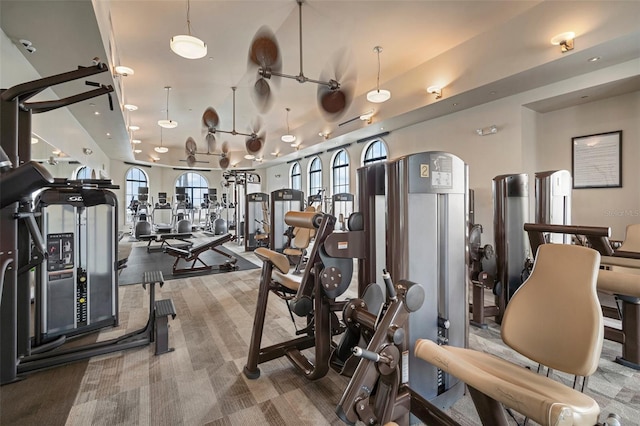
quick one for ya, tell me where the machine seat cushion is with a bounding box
[283,247,304,256]
[415,339,600,426]
[255,248,289,274]
[272,270,302,291]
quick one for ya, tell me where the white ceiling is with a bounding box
[2,0,640,170]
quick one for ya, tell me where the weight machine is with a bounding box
[244,192,269,251]
[0,60,170,385]
[493,173,530,324]
[220,170,261,244]
[270,188,304,252]
[331,193,354,231]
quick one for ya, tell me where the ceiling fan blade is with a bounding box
[245,135,264,155]
[205,132,216,153]
[317,49,357,121]
[185,137,197,156]
[252,78,273,113]
[186,154,196,168]
[221,140,229,154]
[248,26,280,68]
[202,107,219,129]
[219,156,230,170]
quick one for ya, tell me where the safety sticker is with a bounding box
[402,350,409,383]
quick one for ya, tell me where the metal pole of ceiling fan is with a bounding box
[232,86,237,134]
[298,0,304,81]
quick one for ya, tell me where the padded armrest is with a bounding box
[255,247,290,274]
[414,339,600,426]
[598,269,640,298]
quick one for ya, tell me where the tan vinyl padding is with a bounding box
[284,210,321,229]
[414,339,600,426]
[618,224,640,252]
[272,270,302,291]
[254,247,290,274]
[601,255,640,269]
[502,244,603,377]
[598,269,640,298]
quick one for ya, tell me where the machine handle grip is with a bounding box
[382,270,397,302]
[352,346,380,362]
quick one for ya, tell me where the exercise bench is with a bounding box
[164,233,237,274]
[138,232,193,253]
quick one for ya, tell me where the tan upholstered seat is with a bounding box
[255,247,289,274]
[415,244,603,426]
[272,269,302,291]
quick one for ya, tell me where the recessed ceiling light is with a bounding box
[52,149,61,155]
[133,149,142,154]
[31,137,38,144]
[124,104,138,111]
[106,132,111,136]
[128,125,140,131]
[131,139,142,144]
[588,56,601,62]
[154,146,169,154]
[244,154,255,160]
[94,111,100,116]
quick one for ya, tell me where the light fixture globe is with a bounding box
[157,119,178,129]
[281,134,296,143]
[367,89,391,103]
[154,146,169,154]
[170,35,207,59]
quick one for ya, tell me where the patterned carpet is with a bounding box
[2,249,639,425]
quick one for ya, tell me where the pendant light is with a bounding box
[366,46,391,103]
[158,86,178,129]
[155,128,169,153]
[281,108,296,143]
[170,0,207,59]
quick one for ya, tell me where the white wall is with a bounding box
[535,91,640,240]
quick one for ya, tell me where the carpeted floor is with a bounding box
[119,241,259,286]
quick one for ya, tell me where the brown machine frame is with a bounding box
[243,212,354,380]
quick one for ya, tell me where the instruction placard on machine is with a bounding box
[47,233,74,280]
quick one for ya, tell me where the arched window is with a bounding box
[125,167,148,222]
[290,162,301,191]
[362,139,388,166]
[332,149,349,195]
[76,166,92,180]
[308,157,322,198]
[176,172,209,208]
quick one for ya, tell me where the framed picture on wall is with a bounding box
[572,130,622,189]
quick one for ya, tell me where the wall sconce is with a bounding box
[476,125,498,136]
[82,148,93,155]
[114,65,134,77]
[359,110,374,124]
[550,32,575,53]
[427,85,443,100]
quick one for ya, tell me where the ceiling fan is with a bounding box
[202,87,266,153]
[248,0,356,120]
[185,87,266,169]
[183,136,230,169]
